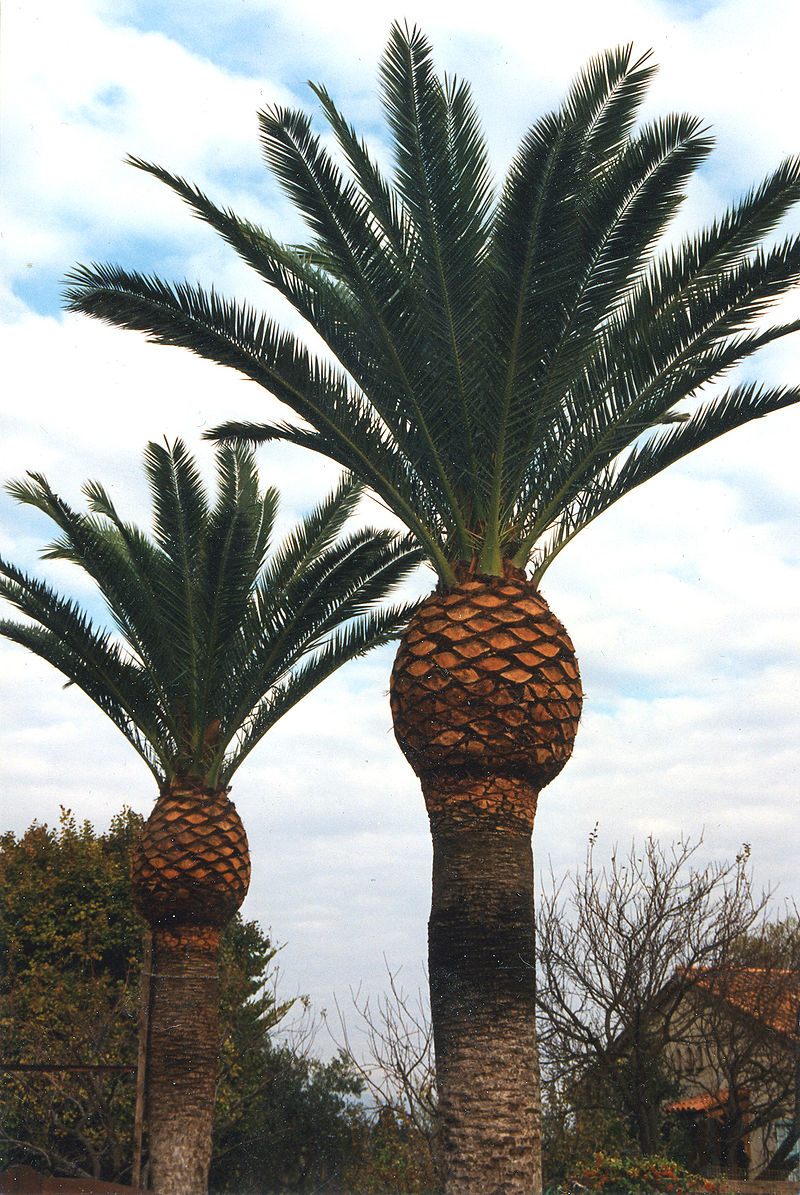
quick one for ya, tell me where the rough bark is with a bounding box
[427,787,541,1194]
[146,926,221,1195]
[391,566,581,1195]
[391,569,581,792]
[130,782,250,1195]
[131,785,250,930]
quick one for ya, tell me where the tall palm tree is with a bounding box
[63,26,800,1193]
[0,439,419,1195]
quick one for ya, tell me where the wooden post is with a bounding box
[132,930,152,1189]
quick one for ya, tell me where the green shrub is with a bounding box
[568,1152,718,1193]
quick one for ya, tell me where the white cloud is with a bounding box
[1,0,300,300]
[1,0,799,1036]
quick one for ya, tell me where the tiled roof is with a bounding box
[664,1090,730,1113]
[686,967,799,1037]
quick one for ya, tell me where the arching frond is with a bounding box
[7,472,176,693]
[1,443,422,789]
[64,26,800,582]
[226,599,417,780]
[0,561,168,776]
[528,382,800,579]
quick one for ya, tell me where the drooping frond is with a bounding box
[6,472,175,692]
[0,560,168,777]
[63,264,461,577]
[228,599,414,778]
[1,442,422,789]
[528,382,800,580]
[219,475,423,759]
[64,27,800,582]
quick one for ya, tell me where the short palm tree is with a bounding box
[0,439,419,1195]
[64,26,800,1193]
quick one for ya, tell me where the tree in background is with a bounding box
[210,1047,367,1194]
[0,810,293,1184]
[64,24,800,1191]
[331,967,440,1190]
[318,844,798,1189]
[535,833,800,1181]
[0,809,444,1194]
[0,441,419,1195]
[675,921,800,1177]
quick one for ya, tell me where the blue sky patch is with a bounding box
[112,0,315,93]
[656,0,721,16]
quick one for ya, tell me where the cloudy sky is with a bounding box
[2,0,799,1045]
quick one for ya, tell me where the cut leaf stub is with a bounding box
[390,575,582,792]
[131,787,251,928]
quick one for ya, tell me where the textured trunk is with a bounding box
[428,786,540,1194]
[131,784,250,932]
[131,781,250,1195]
[147,925,221,1195]
[629,1043,659,1155]
[391,565,581,1195]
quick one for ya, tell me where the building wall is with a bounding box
[663,991,796,1177]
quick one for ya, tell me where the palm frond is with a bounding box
[256,472,361,603]
[256,99,477,558]
[2,442,423,789]
[379,24,492,481]
[64,264,466,579]
[308,81,413,265]
[224,599,417,781]
[529,383,800,578]
[6,472,176,688]
[194,448,278,721]
[222,518,422,748]
[64,30,800,581]
[562,44,656,169]
[0,561,168,776]
[632,156,800,324]
[125,157,393,394]
[207,418,456,579]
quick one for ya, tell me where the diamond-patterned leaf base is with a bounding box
[390,574,582,796]
[131,785,250,929]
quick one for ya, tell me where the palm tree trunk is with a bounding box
[390,567,582,1194]
[146,926,221,1195]
[131,783,251,1195]
[426,778,541,1195]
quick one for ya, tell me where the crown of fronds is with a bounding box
[65,25,800,585]
[0,441,420,786]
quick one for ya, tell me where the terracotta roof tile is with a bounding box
[683,968,799,1037]
[664,1090,729,1113]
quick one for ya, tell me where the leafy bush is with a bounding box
[569,1152,717,1193]
[344,1105,441,1193]
[542,1097,633,1186]
[0,809,328,1187]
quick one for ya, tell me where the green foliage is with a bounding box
[0,809,145,1179]
[542,1096,632,1187]
[567,1152,718,1193]
[212,1060,443,1194]
[0,442,420,787]
[728,914,800,968]
[0,810,290,1183]
[0,807,142,988]
[0,807,141,1180]
[0,809,435,1191]
[65,26,800,583]
[344,1106,441,1193]
[210,1048,366,1193]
